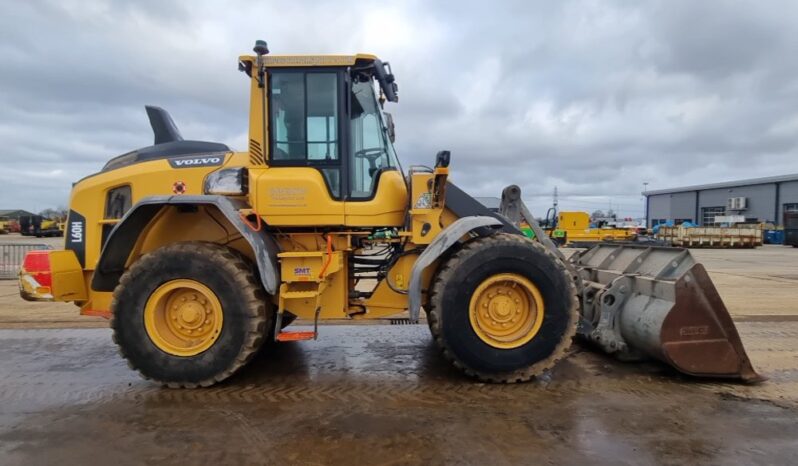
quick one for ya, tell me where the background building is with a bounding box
[644,174,798,228]
[0,209,36,219]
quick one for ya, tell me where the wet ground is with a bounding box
[2,237,798,464]
[2,325,798,465]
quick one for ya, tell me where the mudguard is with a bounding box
[91,195,280,295]
[407,216,502,322]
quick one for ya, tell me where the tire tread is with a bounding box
[110,241,268,388]
[427,233,578,383]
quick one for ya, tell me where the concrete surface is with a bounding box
[1,234,798,464]
[688,246,798,317]
[1,326,798,466]
[0,235,63,247]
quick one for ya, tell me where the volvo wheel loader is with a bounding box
[18,41,761,387]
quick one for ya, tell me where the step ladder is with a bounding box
[273,237,341,342]
[274,281,326,342]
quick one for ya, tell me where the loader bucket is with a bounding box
[572,244,762,383]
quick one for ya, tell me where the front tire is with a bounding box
[111,242,269,388]
[428,233,577,383]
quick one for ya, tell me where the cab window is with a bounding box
[269,71,340,196]
[105,185,131,219]
[349,77,399,199]
[102,185,131,247]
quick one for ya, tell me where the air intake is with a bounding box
[249,139,265,165]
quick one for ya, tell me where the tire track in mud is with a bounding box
[0,368,679,409]
[0,359,721,409]
[0,378,542,406]
[1,325,797,410]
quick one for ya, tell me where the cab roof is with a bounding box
[238,53,378,67]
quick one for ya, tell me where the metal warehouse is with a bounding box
[644,173,798,228]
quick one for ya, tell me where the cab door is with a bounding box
[251,68,347,226]
[343,77,407,227]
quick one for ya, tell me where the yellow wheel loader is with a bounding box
[18,41,760,387]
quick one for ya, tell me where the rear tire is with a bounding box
[111,242,269,388]
[428,233,577,383]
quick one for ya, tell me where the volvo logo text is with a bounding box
[169,155,224,168]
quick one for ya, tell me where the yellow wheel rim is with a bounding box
[469,273,545,349]
[144,279,224,357]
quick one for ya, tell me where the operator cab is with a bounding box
[239,42,402,203]
[237,41,408,227]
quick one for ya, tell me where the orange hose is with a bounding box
[318,234,333,278]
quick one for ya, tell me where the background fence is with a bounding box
[0,244,52,279]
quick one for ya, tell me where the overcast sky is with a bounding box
[2,0,798,218]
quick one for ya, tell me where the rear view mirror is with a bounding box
[374,59,398,103]
[384,112,396,143]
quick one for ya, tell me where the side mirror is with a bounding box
[374,59,398,103]
[384,112,396,143]
[435,150,451,168]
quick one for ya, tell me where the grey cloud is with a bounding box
[1,0,797,218]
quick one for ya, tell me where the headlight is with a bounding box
[203,167,248,195]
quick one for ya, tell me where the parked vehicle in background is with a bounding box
[546,211,637,246]
[19,216,63,237]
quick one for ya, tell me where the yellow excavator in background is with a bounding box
[18,41,760,387]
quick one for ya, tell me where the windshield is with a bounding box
[349,77,400,199]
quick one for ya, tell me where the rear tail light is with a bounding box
[22,251,52,287]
